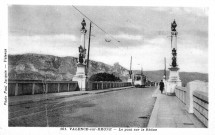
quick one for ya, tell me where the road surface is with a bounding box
[9,87,156,127]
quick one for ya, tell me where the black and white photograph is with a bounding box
[1,0,215,135]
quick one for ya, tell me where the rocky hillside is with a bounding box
[8,53,129,81]
[8,53,208,86]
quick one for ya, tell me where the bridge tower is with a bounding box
[73,19,87,91]
[166,20,182,95]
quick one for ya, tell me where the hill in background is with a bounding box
[8,53,129,81]
[8,53,208,86]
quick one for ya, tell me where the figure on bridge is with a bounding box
[159,80,164,94]
[171,48,177,67]
[78,45,86,64]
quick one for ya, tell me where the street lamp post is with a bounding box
[73,19,88,91]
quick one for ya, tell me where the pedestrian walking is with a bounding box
[159,80,164,94]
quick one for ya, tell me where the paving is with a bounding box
[9,86,205,128]
[9,87,156,127]
[148,87,205,128]
[9,86,134,106]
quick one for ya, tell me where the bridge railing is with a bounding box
[88,81,132,91]
[8,80,132,96]
[8,80,79,96]
[193,91,208,127]
[174,80,208,127]
[175,86,187,104]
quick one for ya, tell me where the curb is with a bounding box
[9,92,89,106]
[9,86,134,106]
[94,86,134,94]
[147,88,161,127]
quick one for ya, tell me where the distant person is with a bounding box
[159,80,164,94]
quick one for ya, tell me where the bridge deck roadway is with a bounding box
[9,86,133,106]
[9,87,156,127]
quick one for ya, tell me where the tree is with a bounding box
[89,72,121,82]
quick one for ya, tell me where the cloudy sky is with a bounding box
[8,5,208,73]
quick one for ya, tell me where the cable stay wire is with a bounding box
[72,5,123,49]
[72,6,131,66]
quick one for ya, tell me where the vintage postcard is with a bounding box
[0,0,215,135]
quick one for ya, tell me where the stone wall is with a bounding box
[193,91,208,127]
[174,80,208,127]
[8,80,79,96]
[9,80,132,96]
[88,82,132,91]
[175,86,187,104]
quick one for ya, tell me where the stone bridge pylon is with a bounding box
[165,20,182,95]
[73,19,87,91]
